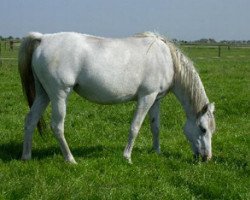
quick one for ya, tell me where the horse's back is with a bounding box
[32,32,174,103]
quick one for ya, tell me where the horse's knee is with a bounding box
[51,122,64,137]
[130,126,140,137]
[24,124,35,133]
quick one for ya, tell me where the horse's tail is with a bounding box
[18,32,45,134]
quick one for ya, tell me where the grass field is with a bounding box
[0,41,249,199]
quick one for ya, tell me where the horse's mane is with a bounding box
[173,49,209,113]
[135,32,209,113]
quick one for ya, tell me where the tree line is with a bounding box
[1,35,250,45]
[175,38,250,45]
[0,36,21,41]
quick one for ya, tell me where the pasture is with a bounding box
[0,41,249,199]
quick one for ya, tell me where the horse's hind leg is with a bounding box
[50,89,76,164]
[149,100,161,154]
[123,93,158,163]
[22,82,49,160]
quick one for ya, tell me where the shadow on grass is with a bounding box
[213,155,248,170]
[161,150,195,164]
[0,141,122,162]
[171,175,224,199]
[162,150,248,169]
[0,141,22,161]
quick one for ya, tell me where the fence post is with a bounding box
[218,45,221,57]
[0,42,2,67]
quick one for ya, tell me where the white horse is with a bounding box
[18,32,216,164]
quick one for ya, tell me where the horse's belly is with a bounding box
[73,81,137,104]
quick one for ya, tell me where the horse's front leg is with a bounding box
[51,92,77,164]
[123,93,158,163]
[149,99,161,154]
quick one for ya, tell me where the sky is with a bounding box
[0,0,249,41]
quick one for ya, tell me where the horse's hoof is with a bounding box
[69,160,78,164]
[127,159,133,164]
[148,147,161,155]
[123,155,133,164]
[66,158,78,164]
[155,148,161,154]
[21,155,31,161]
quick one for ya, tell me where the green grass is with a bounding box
[0,41,249,199]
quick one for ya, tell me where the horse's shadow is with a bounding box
[0,141,22,162]
[2,142,243,168]
[0,141,110,162]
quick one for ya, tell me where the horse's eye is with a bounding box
[199,125,206,134]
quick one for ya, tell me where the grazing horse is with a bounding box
[18,32,216,164]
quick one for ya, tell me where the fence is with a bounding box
[0,41,19,67]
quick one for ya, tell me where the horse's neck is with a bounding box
[172,84,196,119]
[172,61,209,119]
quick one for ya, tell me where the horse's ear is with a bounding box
[208,102,215,113]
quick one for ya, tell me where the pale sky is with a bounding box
[0,0,249,41]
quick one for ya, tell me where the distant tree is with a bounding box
[8,36,13,40]
[208,38,217,43]
[172,39,178,43]
[195,38,208,43]
[194,38,217,44]
[220,40,228,44]
[180,40,188,44]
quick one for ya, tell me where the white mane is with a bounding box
[174,51,209,113]
[135,32,209,113]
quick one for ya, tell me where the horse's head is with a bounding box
[184,103,216,161]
